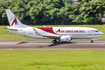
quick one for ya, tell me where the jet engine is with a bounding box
[60,35,71,41]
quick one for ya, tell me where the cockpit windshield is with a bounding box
[95,30,99,32]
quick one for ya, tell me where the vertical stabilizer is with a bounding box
[6,9,29,28]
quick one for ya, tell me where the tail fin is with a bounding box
[6,9,29,28]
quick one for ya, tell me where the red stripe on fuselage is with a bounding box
[36,27,57,34]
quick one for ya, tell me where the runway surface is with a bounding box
[0,40,105,49]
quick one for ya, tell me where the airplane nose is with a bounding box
[101,32,104,36]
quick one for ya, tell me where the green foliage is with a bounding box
[0,0,105,25]
[0,1,10,25]
[63,0,73,4]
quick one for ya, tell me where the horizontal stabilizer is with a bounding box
[7,27,17,31]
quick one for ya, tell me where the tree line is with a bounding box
[0,0,105,25]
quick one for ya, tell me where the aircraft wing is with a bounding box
[34,27,60,39]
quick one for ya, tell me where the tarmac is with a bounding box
[0,40,105,49]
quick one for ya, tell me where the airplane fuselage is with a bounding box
[7,27,104,40]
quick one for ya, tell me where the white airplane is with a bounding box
[6,9,104,43]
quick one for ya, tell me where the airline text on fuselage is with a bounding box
[56,29,85,33]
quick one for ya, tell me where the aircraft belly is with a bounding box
[67,34,95,39]
[71,34,98,39]
[71,35,87,39]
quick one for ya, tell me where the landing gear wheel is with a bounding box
[91,40,93,43]
[52,39,57,43]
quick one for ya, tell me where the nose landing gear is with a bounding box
[91,38,97,43]
[91,40,93,43]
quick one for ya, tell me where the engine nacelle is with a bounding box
[60,35,71,41]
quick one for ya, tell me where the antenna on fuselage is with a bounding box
[44,25,46,27]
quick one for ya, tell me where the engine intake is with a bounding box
[60,35,71,41]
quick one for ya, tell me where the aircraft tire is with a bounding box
[91,40,93,43]
[52,40,56,43]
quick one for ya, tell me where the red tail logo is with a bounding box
[11,18,18,26]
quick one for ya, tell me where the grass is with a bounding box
[0,49,105,70]
[0,25,105,41]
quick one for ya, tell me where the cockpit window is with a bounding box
[95,30,99,32]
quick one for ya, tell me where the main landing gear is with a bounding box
[52,39,57,43]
